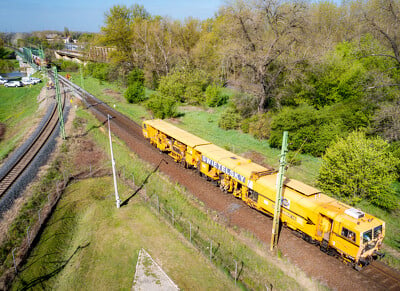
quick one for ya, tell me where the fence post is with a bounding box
[189,222,192,242]
[26,226,31,245]
[38,209,41,222]
[132,174,135,186]
[156,195,159,213]
[210,240,212,262]
[234,259,238,286]
[12,248,17,273]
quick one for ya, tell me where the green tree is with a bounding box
[127,68,145,86]
[205,84,228,107]
[145,92,178,118]
[317,131,399,210]
[124,82,146,103]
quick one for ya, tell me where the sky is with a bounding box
[0,0,225,33]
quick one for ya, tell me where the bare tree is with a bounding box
[220,0,307,112]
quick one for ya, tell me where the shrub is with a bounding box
[269,105,350,156]
[53,60,79,72]
[184,85,204,104]
[85,62,112,81]
[124,82,146,103]
[145,92,178,119]
[218,107,241,130]
[158,73,186,102]
[248,113,273,140]
[231,92,258,118]
[205,84,228,107]
[127,68,145,86]
[318,131,399,210]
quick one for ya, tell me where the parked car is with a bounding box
[21,77,40,85]
[21,79,35,86]
[4,81,22,87]
[0,78,7,85]
[30,77,42,84]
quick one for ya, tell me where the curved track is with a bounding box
[0,83,65,199]
[59,76,400,291]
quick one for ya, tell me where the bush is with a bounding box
[124,82,146,103]
[157,68,211,104]
[218,107,241,130]
[184,85,204,104]
[318,131,399,210]
[158,73,186,102]
[53,60,79,72]
[85,62,112,81]
[269,105,350,156]
[248,113,272,140]
[127,68,145,86]
[231,92,258,118]
[205,84,228,107]
[145,92,178,119]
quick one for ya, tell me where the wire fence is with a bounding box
[141,189,274,290]
[1,162,274,290]
[0,165,111,290]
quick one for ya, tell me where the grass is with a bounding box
[0,82,44,161]
[12,178,236,290]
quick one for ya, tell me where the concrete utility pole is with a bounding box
[52,67,66,140]
[270,131,288,251]
[108,114,121,208]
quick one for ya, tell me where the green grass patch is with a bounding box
[12,178,236,290]
[0,83,44,161]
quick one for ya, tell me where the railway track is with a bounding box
[58,76,400,291]
[0,81,65,199]
[361,260,400,290]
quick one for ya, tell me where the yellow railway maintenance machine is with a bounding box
[142,119,385,269]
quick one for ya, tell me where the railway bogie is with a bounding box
[142,119,385,269]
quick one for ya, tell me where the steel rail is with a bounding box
[0,83,65,198]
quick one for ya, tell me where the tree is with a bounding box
[124,82,146,103]
[317,131,399,210]
[372,102,400,142]
[219,0,307,112]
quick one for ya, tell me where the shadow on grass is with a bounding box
[17,242,90,290]
[120,158,168,207]
[69,119,108,139]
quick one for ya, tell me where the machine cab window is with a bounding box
[363,229,373,244]
[341,227,356,242]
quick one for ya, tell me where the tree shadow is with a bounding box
[69,119,108,139]
[17,242,90,290]
[120,159,168,207]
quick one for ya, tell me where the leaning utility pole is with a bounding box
[52,67,66,140]
[270,131,288,251]
[108,114,121,208]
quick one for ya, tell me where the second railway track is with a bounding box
[0,81,66,199]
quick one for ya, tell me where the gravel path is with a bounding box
[132,249,179,291]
